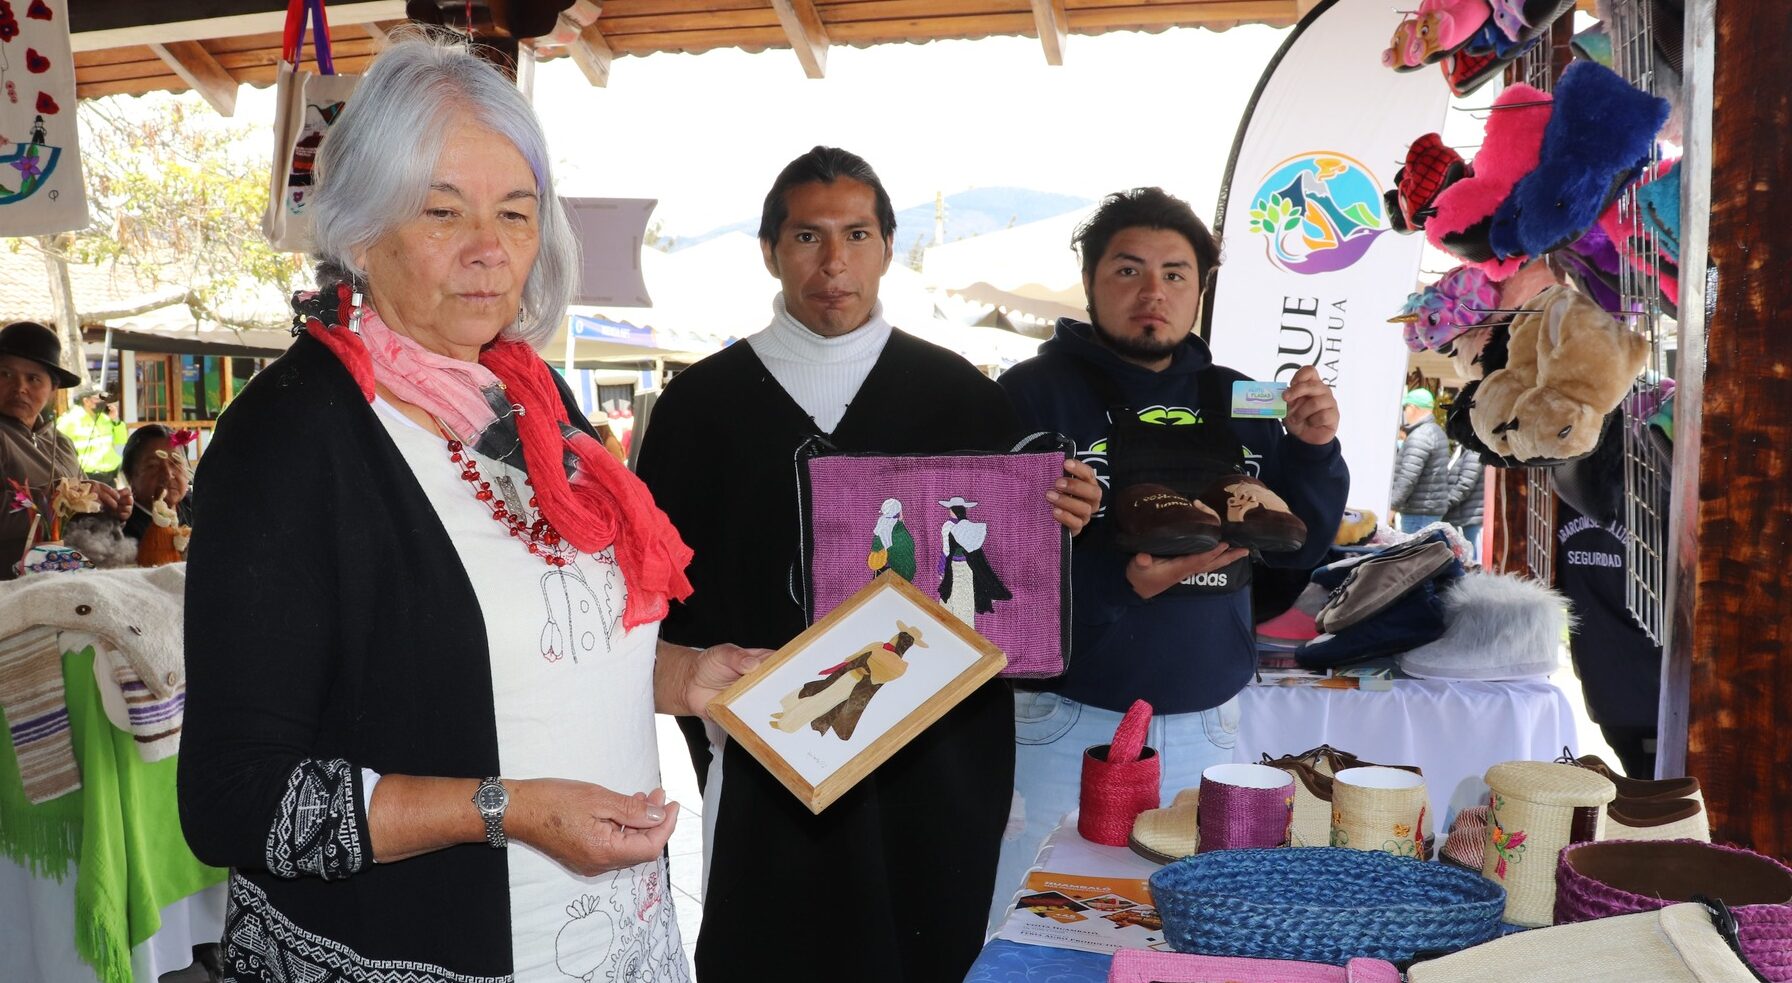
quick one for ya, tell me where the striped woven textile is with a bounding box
[0,625,81,803]
[108,657,184,762]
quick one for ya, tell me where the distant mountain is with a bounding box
[667,187,1092,252]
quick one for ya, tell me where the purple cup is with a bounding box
[1197,763,1296,853]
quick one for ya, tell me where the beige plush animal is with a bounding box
[1469,286,1565,455]
[1507,289,1650,461]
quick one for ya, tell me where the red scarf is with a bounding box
[304,296,692,630]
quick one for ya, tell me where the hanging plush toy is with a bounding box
[1488,0,1579,44]
[1469,287,1564,456]
[1383,0,1493,71]
[1389,265,1500,353]
[1489,61,1671,258]
[1429,84,1553,276]
[1506,290,1650,462]
[1391,133,1467,233]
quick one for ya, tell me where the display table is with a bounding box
[1234,676,1579,838]
[0,638,226,983]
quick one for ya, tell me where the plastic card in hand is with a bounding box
[1232,380,1290,419]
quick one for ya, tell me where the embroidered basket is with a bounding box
[797,434,1072,678]
[1262,753,1336,848]
[1480,761,1616,927]
[1555,839,1792,982]
[1331,766,1430,859]
[1148,847,1506,965]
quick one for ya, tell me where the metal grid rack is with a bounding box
[1609,0,1674,643]
[1514,29,1558,583]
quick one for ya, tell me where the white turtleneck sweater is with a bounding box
[746,295,893,433]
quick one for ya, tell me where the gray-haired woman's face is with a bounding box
[355,113,541,361]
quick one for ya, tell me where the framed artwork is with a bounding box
[798,435,1072,678]
[707,572,1006,813]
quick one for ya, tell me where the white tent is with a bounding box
[920,207,1094,326]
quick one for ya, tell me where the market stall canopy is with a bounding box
[922,206,1093,326]
[98,324,295,359]
[69,0,1308,104]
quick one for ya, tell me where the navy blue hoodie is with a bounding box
[1000,319,1349,714]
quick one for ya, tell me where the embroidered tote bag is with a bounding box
[263,0,360,252]
[798,434,1072,678]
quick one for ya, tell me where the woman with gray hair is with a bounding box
[178,35,763,982]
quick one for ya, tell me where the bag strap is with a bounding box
[310,0,337,75]
[284,0,337,73]
[282,0,308,64]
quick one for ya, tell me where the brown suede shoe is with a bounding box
[1559,749,1703,803]
[1194,473,1308,552]
[1111,483,1223,556]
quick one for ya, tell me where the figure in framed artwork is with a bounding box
[867,497,916,582]
[770,621,926,740]
[937,497,1011,628]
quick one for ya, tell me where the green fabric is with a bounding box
[0,646,226,983]
[56,408,126,474]
[872,523,917,582]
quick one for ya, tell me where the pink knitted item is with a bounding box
[1429,84,1554,278]
[1079,700,1160,846]
[1555,838,1792,982]
[1109,949,1401,983]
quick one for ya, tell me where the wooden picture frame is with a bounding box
[707,572,1007,814]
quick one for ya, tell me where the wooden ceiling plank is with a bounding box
[561,13,616,87]
[602,26,788,56]
[824,12,1034,43]
[1031,0,1069,65]
[598,8,782,35]
[1066,0,1299,26]
[769,0,831,79]
[73,2,407,54]
[149,40,240,116]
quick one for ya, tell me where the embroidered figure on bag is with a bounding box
[936,497,1011,628]
[554,861,689,983]
[771,621,925,740]
[866,497,916,582]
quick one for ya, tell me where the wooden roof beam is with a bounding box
[559,13,616,87]
[1032,0,1069,65]
[148,40,238,116]
[73,1,406,53]
[769,0,830,79]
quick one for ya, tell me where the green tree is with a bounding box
[5,92,307,382]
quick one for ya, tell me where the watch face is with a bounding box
[475,783,506,812]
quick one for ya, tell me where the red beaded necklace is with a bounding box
[434,417,575,568]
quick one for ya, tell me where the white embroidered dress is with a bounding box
[374,399,687,983]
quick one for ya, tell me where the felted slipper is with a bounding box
[1429,84,1554,276]
[1313,539,1457,635]
[1491,60,1671,258]
[1636,158,1684,263]
[1389,265,1501,353]
[1129,787,1200,864]
[1489,0,1578,45]
[1384,0,1493,71]
[1395,132,1468,231]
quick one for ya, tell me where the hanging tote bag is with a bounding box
[797,433,1073,678]
[262,0,360,252]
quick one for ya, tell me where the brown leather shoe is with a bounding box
[1559,750,1703,803]
[1110,483,1223,556]
[1194,473,1308,552]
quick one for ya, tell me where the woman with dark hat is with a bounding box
[0,320,132,576]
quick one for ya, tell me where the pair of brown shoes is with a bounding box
[1559,750,1710,841]
[1112,474,1308,556]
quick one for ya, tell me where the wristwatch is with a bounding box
[472,777,509,848]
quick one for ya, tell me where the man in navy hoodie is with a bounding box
[988,188,1348,929]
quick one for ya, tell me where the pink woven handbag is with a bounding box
[1109,949,1401,983]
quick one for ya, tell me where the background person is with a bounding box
[57,385,128,482]
[178,38,762,983]
[1389,388,1449,532]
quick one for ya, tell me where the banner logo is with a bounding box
[1247,152,1388,275]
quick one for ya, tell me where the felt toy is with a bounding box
[1488,0,1578,44]
[1571,23,1613,66]
[1448,324,1495,380]
[1468,286,1565,456]
[1442,33,1539,98]
[1389,265,1500,353]
[1429,84,1553,277]
[1383,0,1492,71]
[1394,133,1467,231]
[1489,61,1671,259]
[1635,158,1683,264]
[1448,380,1523,468]
[1335,509,1379,548]
[1597,172,1682,319]
[1553,227,1626,312]
[1498,258,1560,309]
[1506,289,1650,462]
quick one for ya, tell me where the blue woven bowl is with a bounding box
[1149,847,1506,965]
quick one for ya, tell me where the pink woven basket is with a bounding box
[1079,700,1159,846]
[1555,838,1792,982]
[1108,949,1400,982]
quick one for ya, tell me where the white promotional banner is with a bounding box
[1206,0,1449,518]
[0,0,89,236]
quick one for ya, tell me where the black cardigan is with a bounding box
[180,333,596,982]
[636,332,1020,983]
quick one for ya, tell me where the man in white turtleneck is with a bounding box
[636,146,1101,983]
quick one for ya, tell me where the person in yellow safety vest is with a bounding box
[56,387,128,482]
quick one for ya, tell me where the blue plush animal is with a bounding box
[1489,61,1670,258]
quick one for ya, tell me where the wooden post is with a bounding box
[1661,0,1792,859]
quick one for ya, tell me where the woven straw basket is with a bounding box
[1150,847,1505,965]
[1481,761,1616,927]
[1331,767,1429,859]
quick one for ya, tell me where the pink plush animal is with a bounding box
[1383,0,1493,70]
[1428,84,1553,279]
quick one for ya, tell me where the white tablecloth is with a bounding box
[0,854,224,982]
[1233,677,1579,838]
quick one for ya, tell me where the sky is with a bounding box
[525,25,1292,238]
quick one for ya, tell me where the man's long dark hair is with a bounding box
[758,146,897,246]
